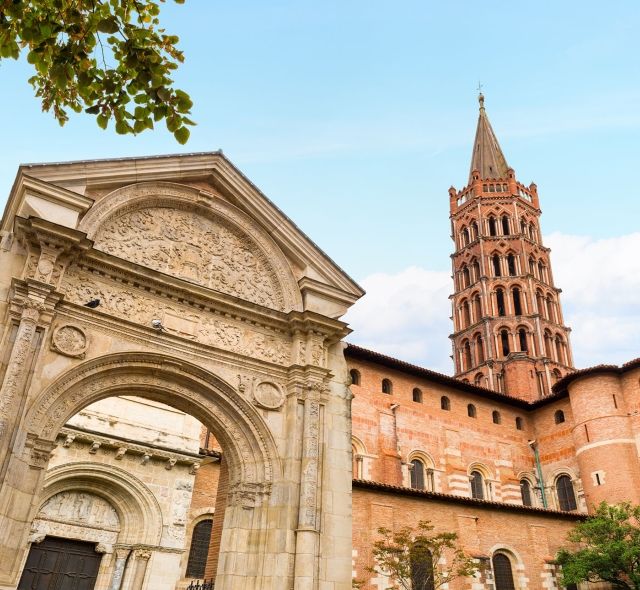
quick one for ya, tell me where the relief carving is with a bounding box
[253,381,285,411]
[92,206,285,310]
[60,267,290,365]
[38,491,120,530]
[51,324,88,358]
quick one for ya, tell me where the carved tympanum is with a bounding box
[93,206,284,309]
[38,491,120,529]
[51,325,88,358]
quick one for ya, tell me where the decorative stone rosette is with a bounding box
[252,381,285,411]
[51,324,89,358]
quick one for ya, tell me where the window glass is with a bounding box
[186,519,213,578]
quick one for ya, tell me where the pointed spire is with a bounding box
[469,93,509,183]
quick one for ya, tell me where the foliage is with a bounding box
[557,502,640,590]
[368,520,479,590]
[0,0,194,142]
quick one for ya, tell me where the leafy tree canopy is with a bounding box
[557,502,640,590]
[0,0,194,143]
[366,520,479,590]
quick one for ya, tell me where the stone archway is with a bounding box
[1,352,283,590]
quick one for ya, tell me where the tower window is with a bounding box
[463,340,472,370]
[492,255,502,277]
[470,221,478,240]
[554,410,565,424]
[496,289,506,316]
[349,369,361,386]
[473,294,482,322]
[462,300,471,327]
[475,333,485,364]
[492,410,501,424]
[462,266,470,288]
[515,416,524,430]
[474,372,484,387]
[412,388,423,403]
[488,217,497,236]
[507,254,517,276]
[440,396,450,411]
[501,216,511,235]
[530,223,537,242]
[500,330,510,356]
[382,379,393,394]
[518,328,528,352]
[467,403,477,418]
[513,288,522,315]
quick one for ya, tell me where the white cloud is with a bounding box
[345,233,640,374]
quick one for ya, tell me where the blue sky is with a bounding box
[1,1,639,372]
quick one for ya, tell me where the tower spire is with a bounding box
[469,93,509,183]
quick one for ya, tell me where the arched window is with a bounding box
[473,294,482,322]
[488,217,497,236]
[555,336,565,364]
[462,265,470,288]
[492,553,516,590]
[500,329,510,356]
[474,372,484,387]
[470,470,485,499]
[552,368,562,384]
[538,261,545,282]
[463,340,472,370]
[554,409,565,424]
[544,330,553,358]
[462,300,471,327]
[547,295,555,322]
[512,288,522,315]
[186,519,213,578]
[413,388,423,403]
[475,333,485,364]
[520,219,527,235]
[382,379,393,394]
[410,459,426,490]
[515,416,523,430]
[518,328,528,352]
[520,479,533,506]
[461,227,470,246]
[470,221,479,241]
[349,369,361,386]
[467,403,477,418]
[492,254,502,277]
[492,410,501,424]
[537,290,546,318]
[496,289,506,316]
[529,257,536,276]
[440,396,450,411]
[501,216,511,235]
[530,223,537,242]
[556,475,577,511]
[411,544,435,590]
[507,254,517,276]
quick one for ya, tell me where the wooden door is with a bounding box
[18,537,102,590]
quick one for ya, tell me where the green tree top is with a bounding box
[557,502,640,590]
[0,0,194,143]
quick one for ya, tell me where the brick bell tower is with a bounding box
[448,93,573,400]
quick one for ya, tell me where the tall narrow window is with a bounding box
[470,470,484,499]
[520,479,533,506]
[537,291,546,318]
[518,328,528,352]
[186,519,213,578]
[474,373,484,387]
[467,403,477,418]
[513,288,522,315]
[520,219,527,235]
[440,396,450,411]
[413,388,423,403]
[410,459,425,490]
[492,553,516,590]
[556,475,577,511]
[492,410,501,424]
[462,227,470,246]
[554,410,565,424]
[544,331,553,358]
[547,296,555,322]
[501,330,510,356]
[411,545,435,590]
[529,257,536,276]
[555,336,565,364]
[470,221,479,241]
[530,223,537,242]
[493,255,502,277]
[475,334,485,364]
[501,216,511,235]
[463,340,472,370]
[473,294,482,322]
[472,259,481,281]
[462,300,471,327]
[515,417,524,430]
[538,261,545,282]
[462,266,470,288]
[382,379,392,394]
[496,289,506,316]
[489,217,497,236]
[349,369,361,386]
[507,254,517,276]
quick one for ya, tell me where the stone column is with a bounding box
[294,393,321,590]
[130,550,151,590]
[0,300,42,439]
[108,548,131,590]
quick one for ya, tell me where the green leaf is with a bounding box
[97,114,109,129]
[174,126,190,144]
[97,18,119,34]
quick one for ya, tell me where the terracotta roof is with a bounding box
[353,479,586,519]
[345,343,568,410]
[553,357,640,395]
[469,94,510,183]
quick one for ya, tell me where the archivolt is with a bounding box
[24,352,280,505]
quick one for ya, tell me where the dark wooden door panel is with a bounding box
[18,537,101,590]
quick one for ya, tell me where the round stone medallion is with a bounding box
[253,381,284,410]
[52,324,88,358]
